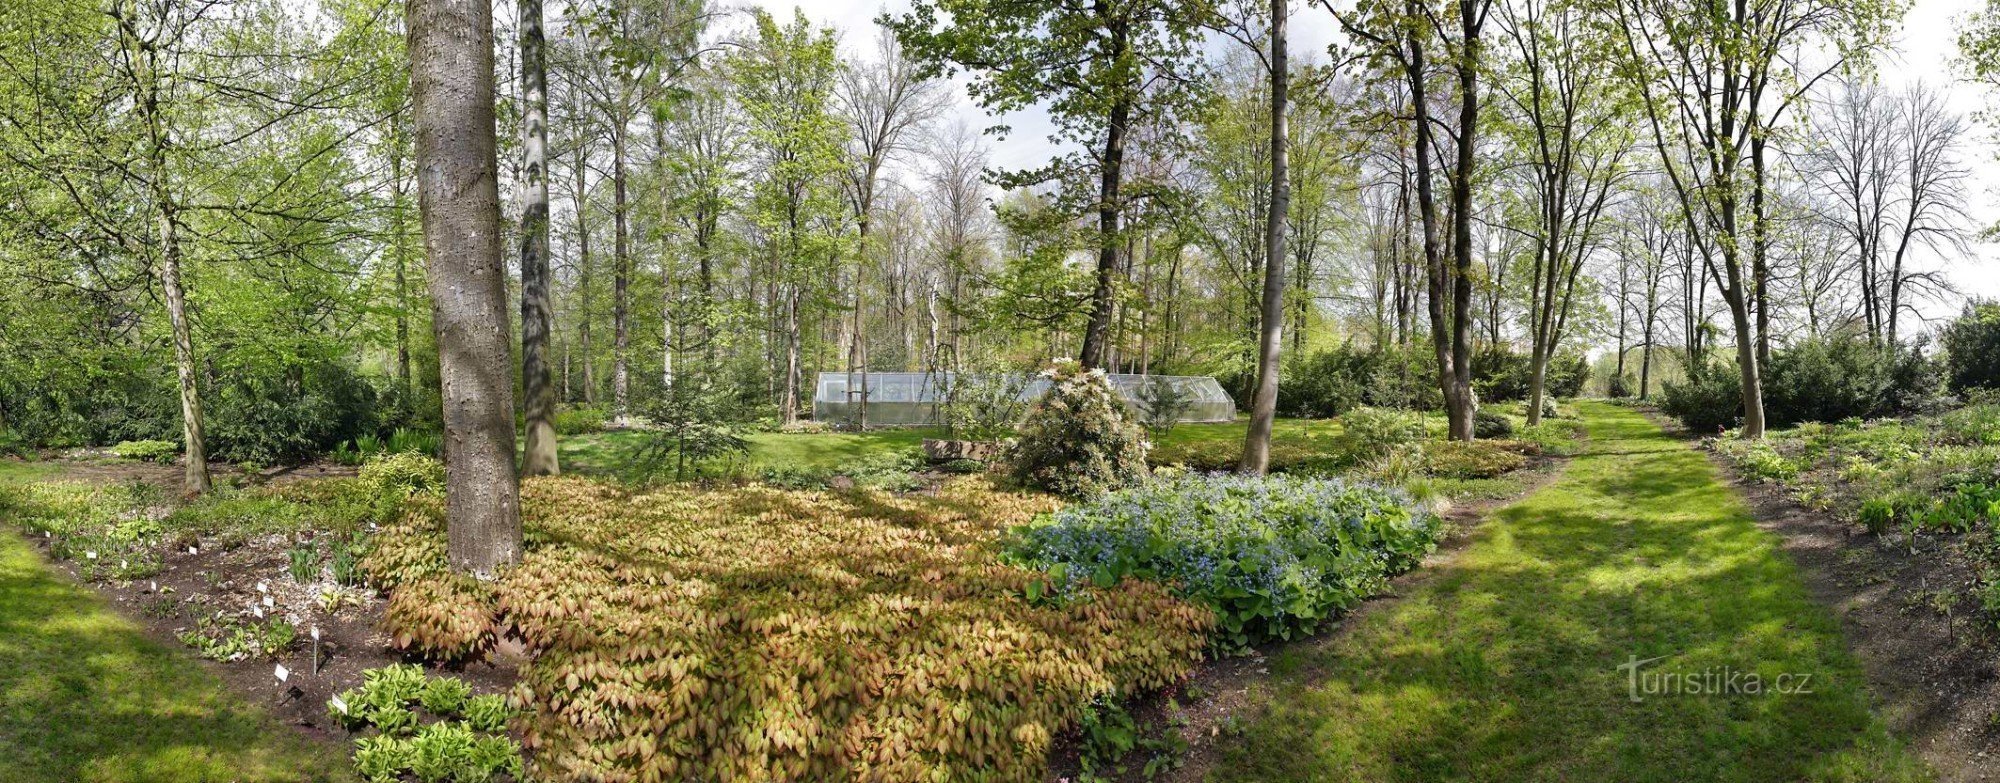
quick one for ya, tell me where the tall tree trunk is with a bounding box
[1078,28,1131,369]
[158,218,211,495]
[518,0,558,477]
[572,144,595,405]
[1241,0,1288,475]
[407,0,522,575]
[610,127,631,423]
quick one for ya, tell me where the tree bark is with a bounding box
[518,0,558,476]
[1241,0,1288,476]
[407,0,522,575]
[1078,22,1131,370]
[610,127,631,423]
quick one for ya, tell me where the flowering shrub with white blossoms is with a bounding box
[1007,472,1440,649]
[1004,359,1151,498]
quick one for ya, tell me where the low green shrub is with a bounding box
[1734,442,1798,483]
[111,439,180,463]
[1473,409,1513,439]
[553,405,610,436]
[329,665,521,783]
[1334,407,1427,466]
[1425,440,1527,479]
[1516,421,1585,457]
[1940,402,2000,446]
[1659,365,1742,433]
[359,452,446,498]
[1007,473,1441,649]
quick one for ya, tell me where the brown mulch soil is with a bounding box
[1647,408,2000,782]
[13,457,517,753]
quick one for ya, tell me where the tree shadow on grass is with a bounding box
[0,532,351,783]
[1211,403,1928,783]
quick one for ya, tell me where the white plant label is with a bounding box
[84,551,96,560]
[149,581,158,592]
[330,693,348,714]
[187,546,198,555]
[274,664,289,683]
[252,605,265,618]
[257,581,268,593]
[310,626,321,640]
[262,595,274,608]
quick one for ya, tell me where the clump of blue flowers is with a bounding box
[1007,473,1441,649]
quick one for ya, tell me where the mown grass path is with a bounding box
[1212,401,1928,783]
[0,526,351,782]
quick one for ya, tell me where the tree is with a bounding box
[885,0,1210,369]
[730,9,848,425]
[1608,0,1895,438]
[1493,0,1629,424]
[1240,0,1290,474]
[837,29,946,428]
[1337,0,1494,440]
[408,0,522,574]
[520,0,559,476]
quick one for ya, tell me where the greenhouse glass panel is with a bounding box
[812,372,1235,428]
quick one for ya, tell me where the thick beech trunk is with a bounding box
[407,0,522,575]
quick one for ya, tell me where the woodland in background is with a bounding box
[0,0,1995,491]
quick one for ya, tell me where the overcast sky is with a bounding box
[745,0,2000,328]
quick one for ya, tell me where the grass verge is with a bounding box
[0,528,352,782]
[1210,401,1929,783]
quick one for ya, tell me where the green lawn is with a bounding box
[0,526,352,782]
[1211,401,1928,783]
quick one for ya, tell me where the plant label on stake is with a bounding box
[274,663,289,684]
[310,626,321,673]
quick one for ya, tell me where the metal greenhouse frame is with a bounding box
[812,372,1236,428]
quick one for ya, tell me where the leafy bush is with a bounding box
[1007,473,1440,649]
[1940,400,2000,446]
[1274,343,1441,417]
[1733,442,1798,483]
[1762,335,1898,426]
[1470,347,1589,402]
[206,359,381,466]
[359,452,446,498]
[1943,301,2000,393]
[1473,409,1514,439]
[111,439,180,463]
[1517,420,1585,457]
[365,475,1210,781]
[1425,440,1527,479]
[553,405,609,436]
[1334,407,1427,466]
[1659,364,1743,433]
[1005,361,1150,497]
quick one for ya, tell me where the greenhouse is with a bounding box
[812,371,1236,427]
